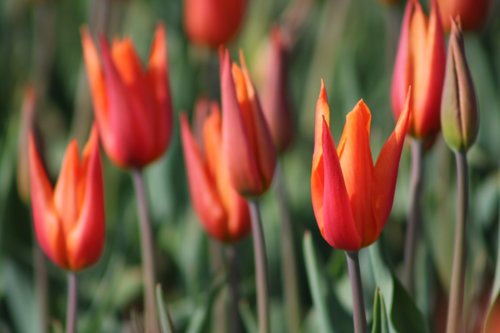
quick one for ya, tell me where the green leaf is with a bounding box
[368,244,429,333]
[239,301,258,333]
[185,276,224,333]
[156,284,176,333]
[485,207,500,332]
[371,287,389,333]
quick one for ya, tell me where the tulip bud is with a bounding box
[441,19,479,152]
[438,0,492,32]
[184,0,247,48]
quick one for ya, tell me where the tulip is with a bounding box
[392,0,446,141]
[29,126,105,271]
[311,81,411,251]
[180,99,251,242]
[260,27,294,154]
[184,0,247,48]
[441,19,479,152]
[81,24,172,169]
[438,0,491,32]
[220,49,277,197]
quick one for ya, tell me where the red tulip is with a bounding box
[81,24,172,169]
[438,0,492,32]
[260,27,294,154]
[392,0,446,141]
[220,49,277,197]
[184,0,247,48]
[29,126,105,271]
[180,100,251,242]
[311,82,411,250]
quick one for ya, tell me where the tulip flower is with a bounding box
[392,0,446,141]
[311,81,411,251]
[29,126,105,271]
[438,0,491,32]
[184,0,247,48]
[260,27,294,154]
[81,24,172,170]
[441,19,479,152]
[220,49,277,197]
[180,99,251,242]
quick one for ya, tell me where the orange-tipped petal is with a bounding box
[336,100,376,244]
[311,81,330,231]
[29,134,68,268]
[67,127,105,270]
[220,50,262,196]
[180,113,227,240]
[373,90,411,233]
[321,118,360,250]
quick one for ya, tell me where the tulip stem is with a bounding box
[345,251,368,333]
[34,245,48,333]
[403,139,424,295]
[226,245,242,333]
[65,273,78,333]
[273,162,301,333]
[446,151,468,333]
[132,169,159,333]
[248,200,270,333]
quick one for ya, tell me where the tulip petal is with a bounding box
[220,50,262,195]
[68,127,105,271]
[29,135,68,268]
[373,90,411,232]
[180,113,228,241]
[311,81,330,232]
[321,118,360,250]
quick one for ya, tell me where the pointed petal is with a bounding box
[29,134,68,268]
[180,113,227,241]
[311,81,330,232]
[321,119,360,250]
[336,100,376,244]
[220,49,261,196]
[373,89,411,234]
[147,23,172,158]
[67,126,105,270]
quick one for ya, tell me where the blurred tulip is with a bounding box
[81,24,172,169]
[29,126,105,271]
[311,81,411,250]
[220,49,277,197]
[180,99,251,242]
[260,27,294,154]
[438,0,492,31]
[392,0,446,141]
[184,0,247,48]
[441,19,479,152]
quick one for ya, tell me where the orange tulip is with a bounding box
[81,24,172,169]
[180,100,251,242]
[392,0,446,141]
[220,49,277,197]
[438,0,492,32]
[260,27,294,154]
[311,82,411,250]
[184,0,247,48]
[29,126,105,271]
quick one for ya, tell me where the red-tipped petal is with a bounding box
[336,100,376,245]
[67,126,105,271]
[373,89,411,233]
[180,113,227,241]
[321,118,360,250]
[29,134,68,268]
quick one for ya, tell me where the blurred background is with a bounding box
[0,0,499,332]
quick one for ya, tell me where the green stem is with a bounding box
[132,169,159,333]
[65,273,77,333]
[345,251,368,333]
[403,139,424,295]
[34,245,48,333]
[273,162,301,333]
[226,245,242,333]
[248,200,270,333]
[445,151,468,333]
